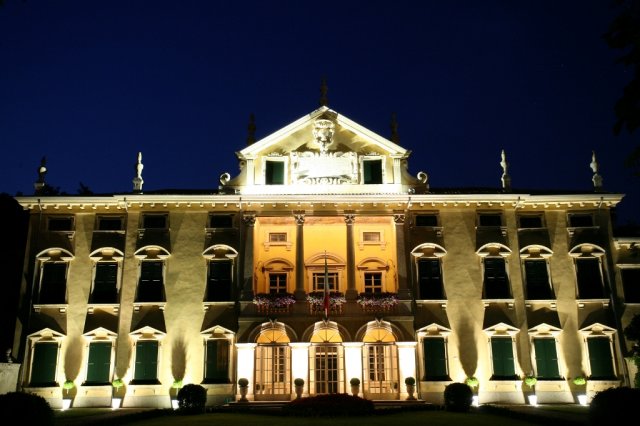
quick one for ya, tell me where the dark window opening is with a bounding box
[587,337,615,379]
[206,261,232,302]
[137,261,164,302]
[363,159,383,184]
[423,337,449,380]
[91,262,118,303]
[478,214,502,227]
[621,268,640,303]
[418,258,444,299]
[48,217,73,231]
[97,217,124,231]
[569,214,594,227]
[142,215,167,229]
[483,257,510,299]
[576,258,605,299]
[518,215,543,228]
[524,260,553,300]
[416,215,438,227]
[265,161,284,185]
[204,340,230,383]
[39,262,67,304]
[209,215,233,228]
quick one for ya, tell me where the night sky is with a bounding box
[1,1,638,226]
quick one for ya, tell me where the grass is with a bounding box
[54,406,589,426]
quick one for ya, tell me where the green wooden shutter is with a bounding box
[525,260,552,299]
[418,259,443,299]
[491,337,515,378]
[423,337,448,380]
[86,342,112,384]
[207,261,232,302]
[533,338,560,378]
[266,161,284,185]
[205,340,230,383]
[134,341,158,382]
[40,262,67,304]
[31,342,58,386]
[588,337,615,379]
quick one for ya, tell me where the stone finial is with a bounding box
[591,150,603,191]
[390,113,399,144]
[247,113,256,146]
[319,77,328,107]
[500,149,511,191]
[34,156,47,194]
[133,152,144,193]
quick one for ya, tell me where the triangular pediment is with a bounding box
[220,106,428,195]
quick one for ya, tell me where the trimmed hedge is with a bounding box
[589,386,640,426]
[176,383,207,414]
[443,382,473,412]
[0,392,54,425]
[283,393,374,417]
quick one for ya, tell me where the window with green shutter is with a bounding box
[587,337,615,379]
[533,338,560,379]
[204,339,230,383]
[484,258,510,299]
[133,341,159,383]
[206,261,232,302]
[491,337,516,379]
[39,262,67,304]
[91,262,118,303]
[423,337,449,380]
[85,341,112,384]
[524,260,553,300]
[575,258,605,299]
[137,261,164,302]
[265,161,284,185]
[418,258,444,299]
[30,342,58,386]
[363,159,383,184]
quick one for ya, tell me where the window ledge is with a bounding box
[33,304,68,313]
[87,304,119,314]
[524,300,557,309]
[482,299,515,308]
[567,225,600,236]
[576,299,609,308]
[203,302,235,311]
[133,302,166,311]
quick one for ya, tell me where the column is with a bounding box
[235,343,256,401]
[343,342,363,396]
[240,213,256,301]
[394,213,412,299]
[397,341,417,399]
[345,213,357,300]
[290,342,311,397]
[294,212,306,301]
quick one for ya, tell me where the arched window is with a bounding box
[255,322,291,395]
[309,321,344,395]
[362,321,398,396]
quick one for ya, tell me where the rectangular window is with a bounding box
[518,215,544,228]
[483,257,510,299]
[418,258,444,299]
[364,272,382,293]
[206,261,232,302]
[256,345,290,394]
[415,214,438,227]
[48,217,74,231]
[621,268,640,303]
[576,258,605,299]
[30,342,58,386]
[533,338,560,379]
[39,262,68,304]
[568,213,594,227]
[363,159,383,184]
[205,339,230,383]
[478,214,502,227]
[137,261,164,302]
[265,160,284,185]
[362,231,381,242]
[269,232,287,243]
[209,215,233,228]
[423,337,448,380]
[97,216,124,231]
[524,260,553,300]
[490,337,516,379]
[314,345,339,394]
[587,337,615,379]
[91,262,118,304]
[313,272,338,291]
[142,214,167,229]
[85,341,112,384]
[133,340,158,383]
[269,273,287,294]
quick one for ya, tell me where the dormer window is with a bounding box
[265,160,285,185]
[363,158,383,184]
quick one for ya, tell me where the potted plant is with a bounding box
[252,293,296,313]
[573,375,588,405]
[350,377,360,397]
[171,379,183,409]
[293,378,304,399]
[306,291,347,314]
[356,292,399,312]
[111,378,124,409]
[405,376,416,400]
[237,378,249,402]
[523,375,537,405]
[62,379,75,410]
[465,376,479,389]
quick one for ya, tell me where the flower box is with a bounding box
[356,292,398,313]
[253,293,296,314]
[306,291,346,315]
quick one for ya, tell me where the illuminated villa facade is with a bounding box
[10,105,640,409]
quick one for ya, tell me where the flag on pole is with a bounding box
[323,250,330,320]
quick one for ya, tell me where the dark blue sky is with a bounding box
[0,1,638,225]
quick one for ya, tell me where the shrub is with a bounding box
[524,375,537,388]
[176,384,207,414]
[589,387,640,426]
[350,377,360,386]
[444,382,473,413]
[0,392,54,425]
[573,376,587,386]
[294,378,305,386]
[238,378,249,387]
[405,377,416,386]
[111,378,124,389]
[284,393,374,417]
[465,376,479,388]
